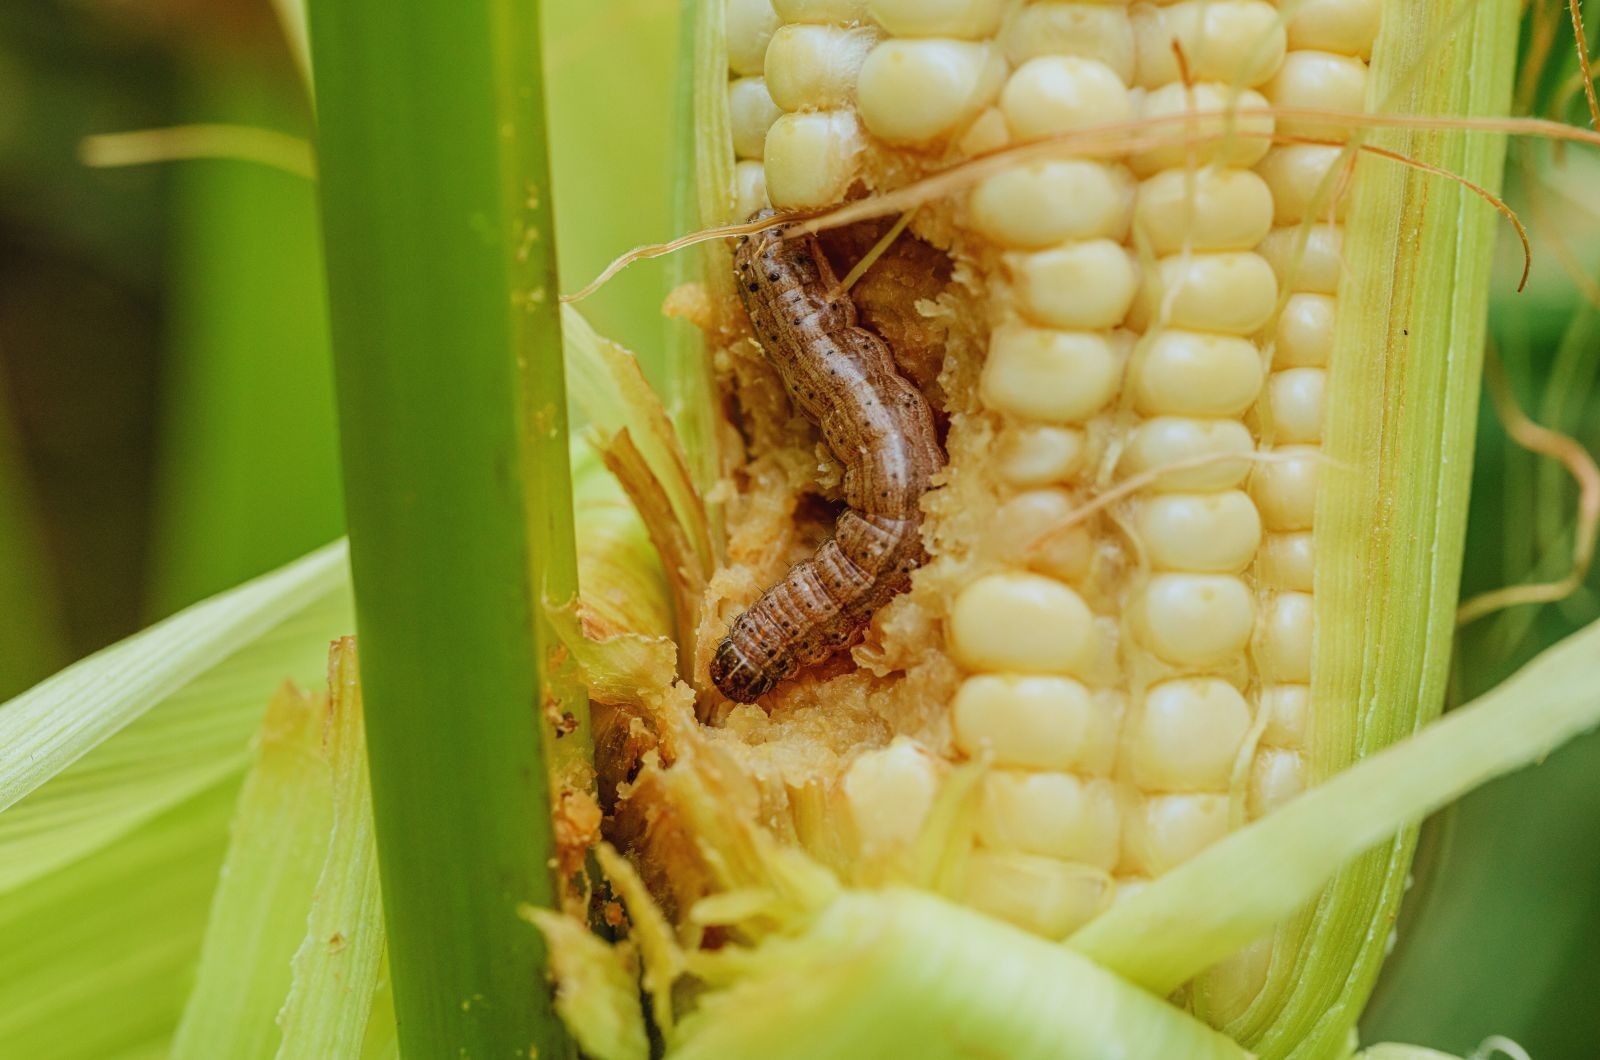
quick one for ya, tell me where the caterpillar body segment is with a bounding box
[710,212,944,703]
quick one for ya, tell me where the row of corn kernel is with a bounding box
[941,2,1142,939]
[1187,0,1383,1010]
[1104,2,1294,912]
[1245,0,1380,823]
[726,0,779,217]
[737,0,1145,936]
[729,0,877,213]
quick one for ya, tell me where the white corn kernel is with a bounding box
[1287,0,1381,59]
[1274,293,1337,368]
[729,77,782,159]
[989,489,1095,583]
[1131,0,1286,90]
[950,570,1096,674]
[1260,224,1343,295]
[1136,490,1262,573]
[1132,330,1264,417]
[952,673,1101,769]
[1121,416,1255,491]
[764,24,877,111]
[727,0,781,77]
[999,3,1137,84]
[997,424,1088,486]
[1259,145,1350,225]
[856,39,1006,144]
[981,324,1124,422]
[1267,367,1327,444]
[1135,573,1256,667]
[1000,56,1134,142]
[1135,252,1279,336]
[970,160,1135,249]
[1266,50,1369,140]
[1259,531,1314,591]
[733,160,771,219]
[1129,677,1252,792]
[1006,240,1140,330]
[1131,84,1274,175]
[1259,684,1311,747]
[959,106,1012,154]
[979,771,1121,867]
[1123,792,1231,875]
[763,110,864,208]
[1134,167,1274,254]
[1252,445,1321,530]
[1258,590,1314,682]
[1249,748,1307,817]
[841,737,942,852]
[964,850,1111,939]
[868,0,1007,40]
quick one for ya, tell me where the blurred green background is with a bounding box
[0,0,678,701]
[0,1,1596,1056]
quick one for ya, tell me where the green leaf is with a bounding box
[0,540,350,891]
[171,686,334,1060]
[0,543,352,1056]
[0,778,238,1058]
[278,641,386,1060]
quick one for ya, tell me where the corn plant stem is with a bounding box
[307,4,574,1057]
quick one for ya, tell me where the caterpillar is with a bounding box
[710,211,945,704]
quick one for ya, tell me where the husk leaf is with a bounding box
[276,639,386,1059]
[169,684,333,1059]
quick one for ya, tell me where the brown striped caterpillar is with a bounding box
[710,212,945,704]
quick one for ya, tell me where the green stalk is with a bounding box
[307,3,575,1056]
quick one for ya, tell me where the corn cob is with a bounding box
[587,0,1514,1053]
[706,0,1367,925]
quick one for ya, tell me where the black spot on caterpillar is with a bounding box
[710,211,945,704]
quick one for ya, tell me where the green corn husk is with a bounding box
[0,544,351,1056]
[169,684,333,1059]
[276,640,386,1059]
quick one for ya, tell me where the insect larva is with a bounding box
[710,211,945,704]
